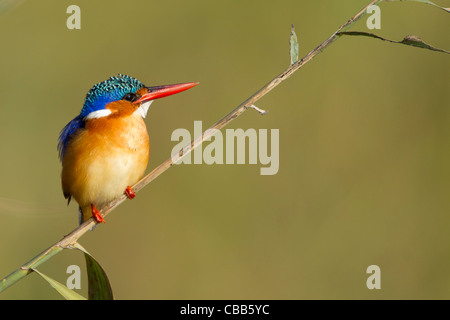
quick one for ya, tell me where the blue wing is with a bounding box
[57,115,85,161]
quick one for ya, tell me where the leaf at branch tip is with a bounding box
[337,31,450,54]
[32,268,86,300]
[71,242,114,300]
[290,24,299,65]
[401,35,450,53]
[385,0,450,13]
[0,0,24,16]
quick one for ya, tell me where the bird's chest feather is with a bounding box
[62,114,149,205]
[86,114,149,162]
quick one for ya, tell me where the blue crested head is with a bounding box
[58,74,145,160]
[58,74,199,162]
[80,74,145,117]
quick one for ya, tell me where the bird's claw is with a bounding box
[91,204,105,223]
[125,186,136,200]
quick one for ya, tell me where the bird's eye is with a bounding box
[123,93,138,102]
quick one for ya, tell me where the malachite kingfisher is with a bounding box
[58,74,198,225]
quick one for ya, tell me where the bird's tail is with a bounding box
[78,205,93,225]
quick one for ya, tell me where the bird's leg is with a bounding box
[91,204,105,223]
[125,186,136,199]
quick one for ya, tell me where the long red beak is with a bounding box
[133,82,199,104]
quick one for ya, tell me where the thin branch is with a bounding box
[1,0,382,293]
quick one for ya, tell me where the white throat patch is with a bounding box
[84,101,153,120]
[84,109,112,120]
[134,101,153,118]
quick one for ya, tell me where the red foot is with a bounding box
[91,204,105,224]
[125,186,136,200]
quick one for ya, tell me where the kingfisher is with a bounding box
[58,74,198,225]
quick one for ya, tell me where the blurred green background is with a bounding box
[0,0,449,299]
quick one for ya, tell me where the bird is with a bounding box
[58,74,198,225]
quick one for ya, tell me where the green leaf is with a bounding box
[0,0,25,16]
[400,34,450,53]
[337,31,450,54]
[290,24,299,65]
[32,268,86,300]
[72,242,114,300]
[385,0,450,13]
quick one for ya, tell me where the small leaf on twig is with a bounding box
[290,24,299,65]
[71,242,114,300]
[401,35,450,53]
[385,0,450,13]
[337,31,450,54]
[32,268,86,300]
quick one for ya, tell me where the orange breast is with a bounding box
[61,113,149,209]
